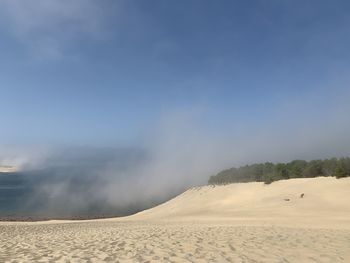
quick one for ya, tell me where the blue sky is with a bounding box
[0,0,350,154]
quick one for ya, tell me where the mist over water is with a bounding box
[1,90,350,219]
[0,147,146,217]
[1,0,350,219]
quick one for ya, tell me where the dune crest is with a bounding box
[131,177,350,228]
[2,177,350,262]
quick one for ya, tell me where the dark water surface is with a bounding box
[0,147,184,221]
[0,171,173,221]
[0,172,34,214]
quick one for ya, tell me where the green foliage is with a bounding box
[287,160,307,178]
[334,165,347,178]
[322,158,338,176]
[302,160,323,178]
[208,157,350,185]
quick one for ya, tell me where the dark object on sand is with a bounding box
[300,193,305,198]
[284,198,290,201]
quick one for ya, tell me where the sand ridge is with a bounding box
[131,177,350,228]
[1,177,350,262]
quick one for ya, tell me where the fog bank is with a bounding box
[1,91,350,217]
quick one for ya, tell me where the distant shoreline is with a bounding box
[0,166,19,173]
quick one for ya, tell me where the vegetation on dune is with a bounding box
[208,157,350,185]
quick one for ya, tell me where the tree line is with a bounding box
[208,157,350,185]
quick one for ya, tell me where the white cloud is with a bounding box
[0,0,110,59]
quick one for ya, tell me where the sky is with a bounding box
[1,1,350,216]
[1,0,350,166]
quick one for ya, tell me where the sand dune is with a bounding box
[131,177,350,228]
[1,177,350,262]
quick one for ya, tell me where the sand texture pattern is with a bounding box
[1,221,350,262]
[1,177,350,262]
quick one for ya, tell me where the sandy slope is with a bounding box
[1,177,350,262]
[131,177,350,228]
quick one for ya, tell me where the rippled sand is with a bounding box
[1,177,350,262]
[1,221,350,262]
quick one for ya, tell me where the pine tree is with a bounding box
[334,164,347,179]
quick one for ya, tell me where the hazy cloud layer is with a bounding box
[2,89,350,217]
[0,0,112,59]
[1,1,349,218]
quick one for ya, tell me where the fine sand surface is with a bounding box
[1,177,350,262]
